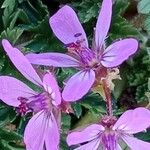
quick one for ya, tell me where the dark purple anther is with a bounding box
[74,33,82,37]
[16,93,51,116]
[17,97,29,116]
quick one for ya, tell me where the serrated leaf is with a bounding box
[1,28,24,44]
[72,0,99,23]
[110,15,139,41]
[2,0,17,28]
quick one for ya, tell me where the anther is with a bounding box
[74,33,82,37]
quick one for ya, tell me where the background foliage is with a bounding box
[0,0,150,149]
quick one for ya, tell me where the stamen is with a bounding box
[74,33,82,37]
[16,97,29,116]
[16,92,52,115]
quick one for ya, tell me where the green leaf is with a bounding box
[110,15,139,41]
[0,128,22,141]
[0,127,24,150]
[72,0,99,23]
[81,93,106,114]
[138,0,150,14]
[61,114,71,150]
[73,103,82,118]
[2,0,17,28]
[144,15,150,34]
[113,0,129,15]
[0,140,24,150]
[1,0,15,9]
[135,129,150,142]
[109,0,139,40]
[18,0,47,24]
[1,28,24,44]
[135,83,148,103]
[148,78,150,90]
[0,104,16,127]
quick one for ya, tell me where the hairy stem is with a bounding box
[102,79,113,116]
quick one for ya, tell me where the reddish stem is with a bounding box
[102,79,113,116]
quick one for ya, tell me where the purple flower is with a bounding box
[67,107,150,150]
[0,39,61,150]
[26,0,138,102]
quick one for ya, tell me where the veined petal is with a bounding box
[113,107,150,134]
[45,112,60,150]
[26,52,80,67]
[24,111,59,150]
[67,124,104,146]
[122,135,150,150]
[113,109,133,131]
[43,73,61,106]
[95,0,112,51]
[2,39,43,87]
[24,111,47,150]
[62,70,95,102]
[74,138,100,150]
[49,5,88,46]
[101,38,138,67]
[0,76,36,107]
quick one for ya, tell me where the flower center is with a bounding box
[66,33,99,68]
[101,116,117,128]
[16,92,52,116]
[99,116,118,150]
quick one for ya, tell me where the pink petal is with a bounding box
[122,135,150,150]
[2,39,43,87]
[0,76,36,107]
[74,139,100,150]
[45,112,60,150]
[62,70,95,102]
[95,0,112,51]
[49,5,88,46]
[101,38,138,67]
[117,144,122,150]
[24,111,59,150]
[26,52,80,67]
[113,107,150,134]
[43,72,61,106]
[24,111,47,150]
[67,124,104,146]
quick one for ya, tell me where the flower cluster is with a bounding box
[0,0,150,150]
